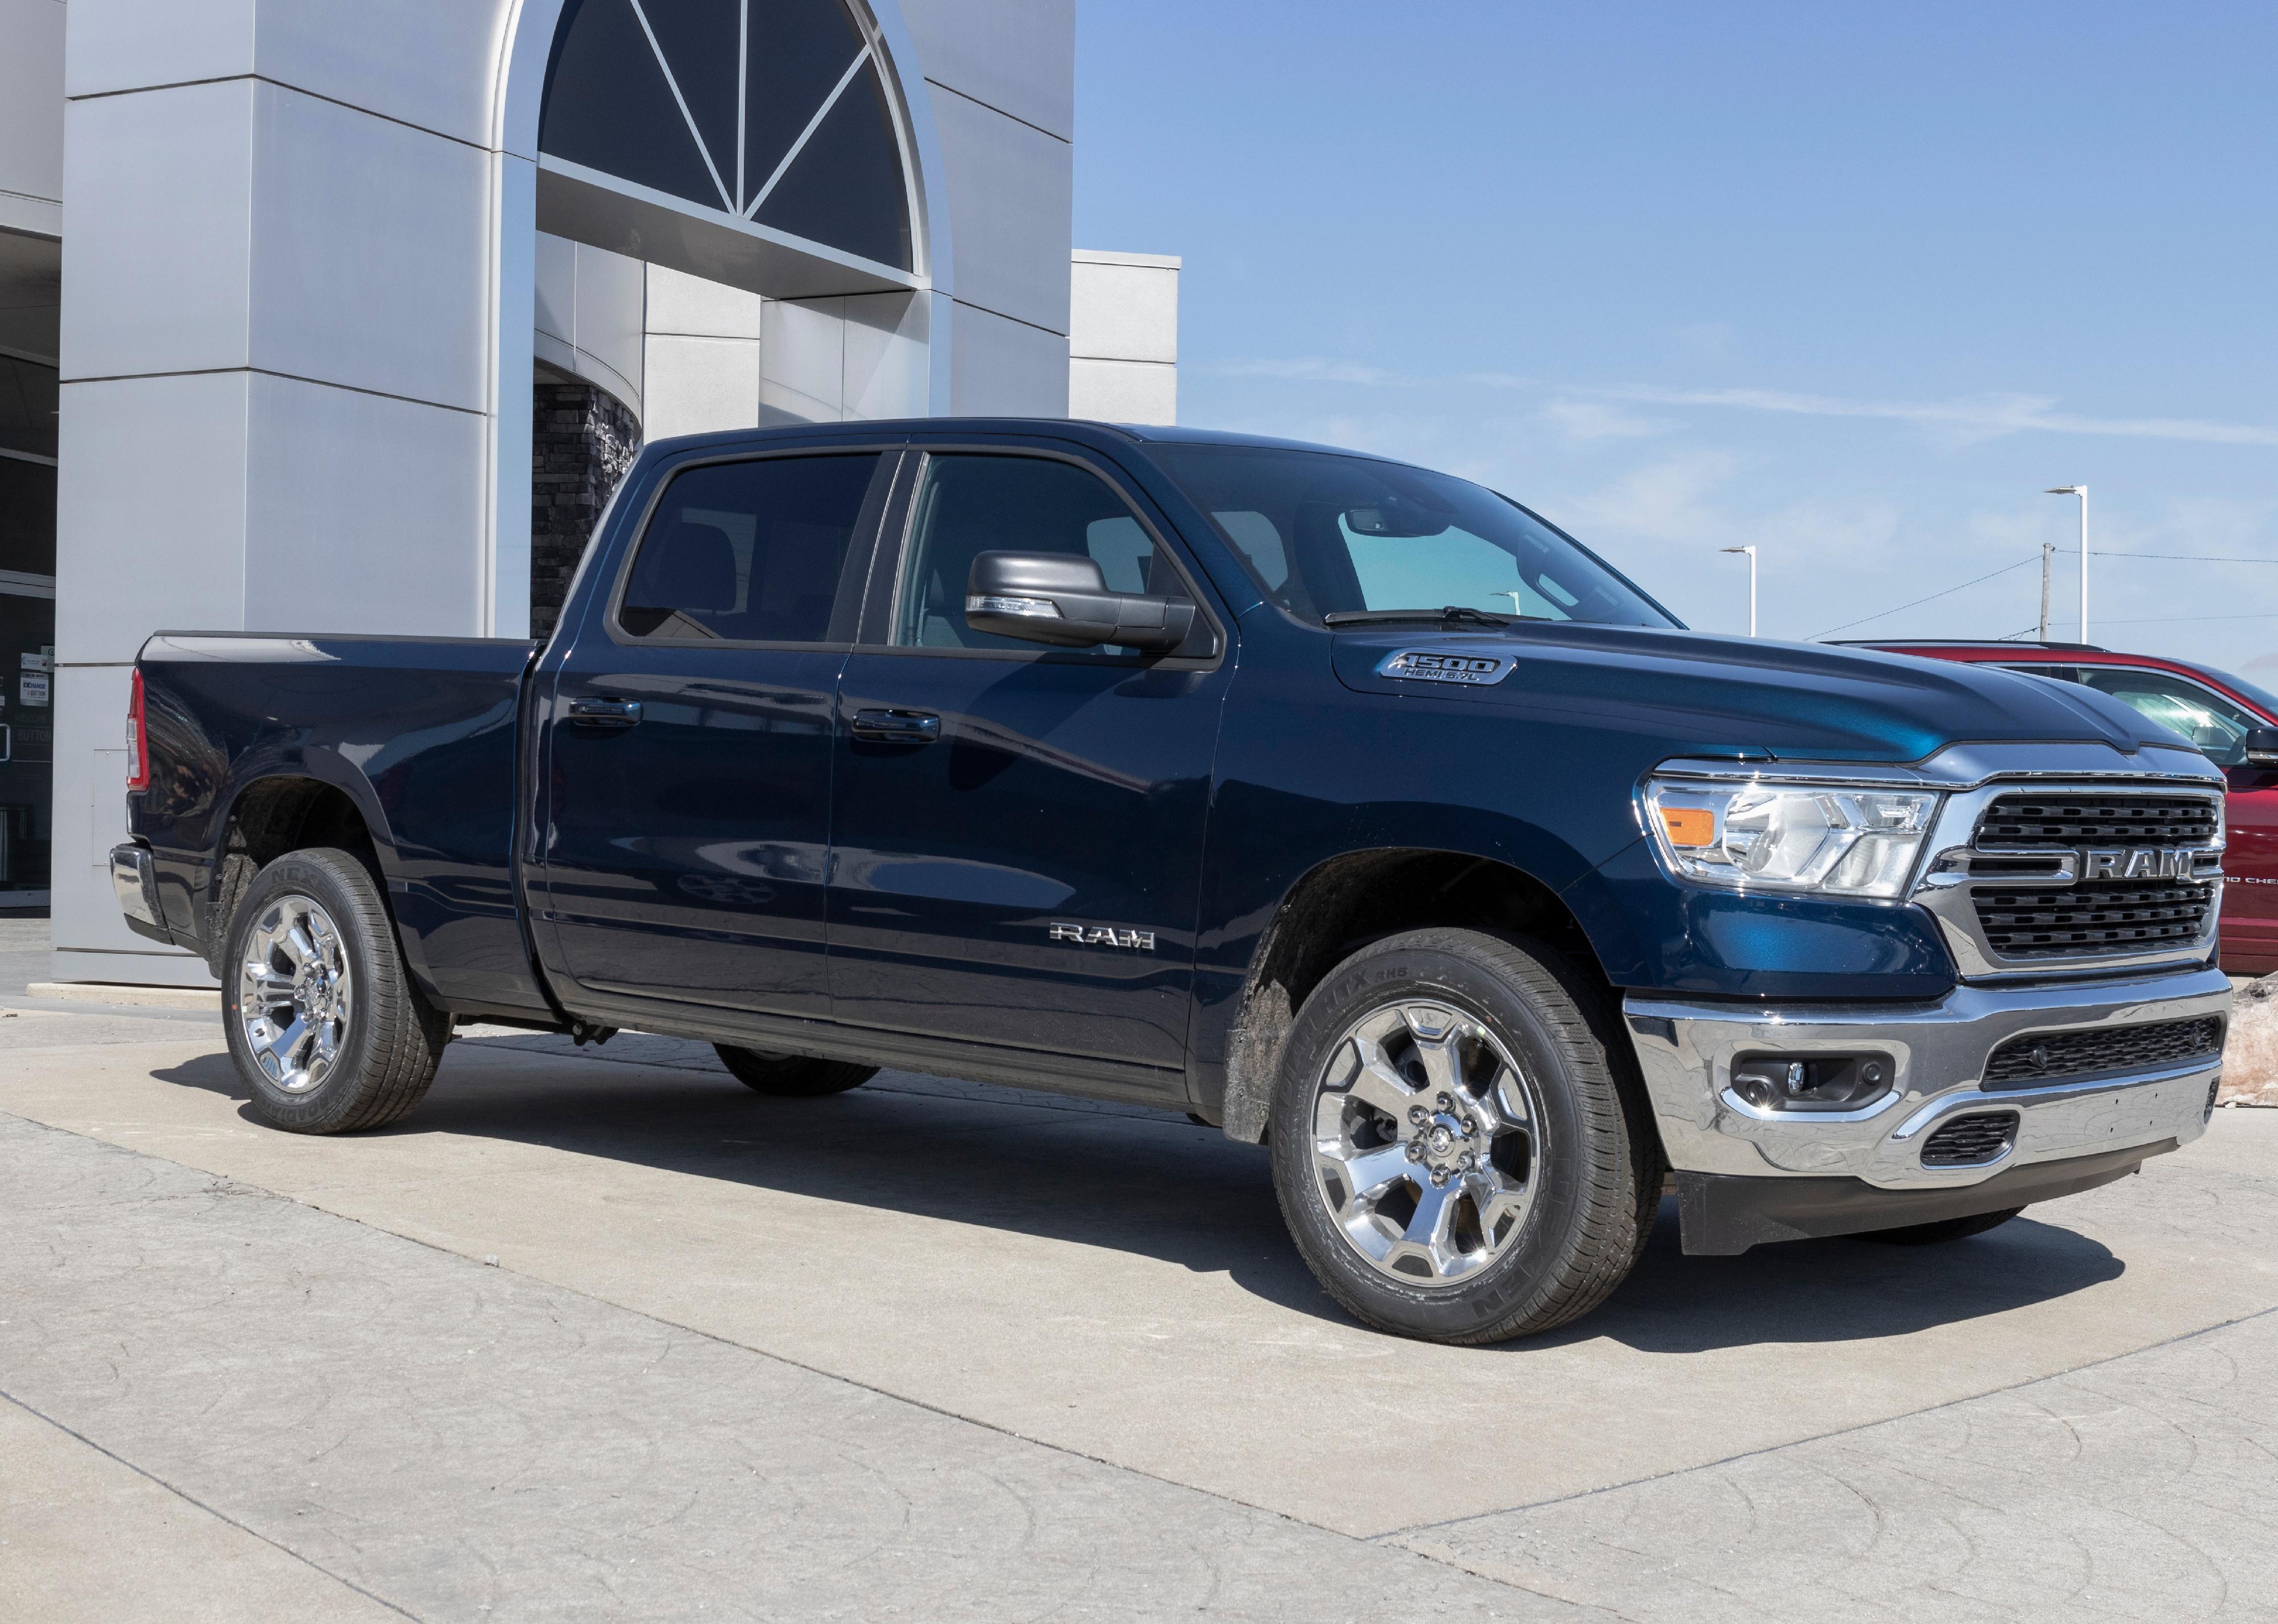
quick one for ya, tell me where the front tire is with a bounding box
[714,1046,877,1097]
[223,847,449,1134]
[1269,928,1658,1345]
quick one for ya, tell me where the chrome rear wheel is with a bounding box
[237,892,352,1095]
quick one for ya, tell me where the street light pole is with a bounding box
[1720,546,1757,636]
[2045,485,2087,642]
[2039,541,2052,641]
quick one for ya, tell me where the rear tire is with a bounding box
[715,1046,877,1097]
[1268,928,1659,1345]
[223,847,449,1134]
[1855,1207,2024,1246]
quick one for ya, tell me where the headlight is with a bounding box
[1644,777,1941,898]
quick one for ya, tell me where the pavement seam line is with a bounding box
[1370,1296,2278,1543]
[2,1110,1601,1617]
[0,1386,428,1623]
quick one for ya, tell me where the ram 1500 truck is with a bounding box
[111,420,2232,1345]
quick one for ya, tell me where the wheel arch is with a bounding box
[1215,847,1615,1144]
[203,768,405,981]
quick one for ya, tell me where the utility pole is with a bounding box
[1719,546,1757,636]
[2045,485,2087,642]
[2038,541,2052,641]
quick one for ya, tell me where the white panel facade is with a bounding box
[0,0,66,236]
[644,334,763,442]
[894,0,1075,141]
[53,374,252,664]
[1068,357,1176,426]
[1068,250,1179,425]
[62,0,257,99]
[536,234,646,413]
[948,300,1071,417]
[57,81,255,380]
[241,374,489,636]
[248,84,493,411]
[929,88,1073,338]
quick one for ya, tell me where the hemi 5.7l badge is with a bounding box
[1377,648,1512,685]
[1050,924,1156,950]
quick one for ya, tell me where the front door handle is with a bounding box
[851,708,941,744]
[567,696,643,727]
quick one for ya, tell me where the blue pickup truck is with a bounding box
[112,420,2232,1344]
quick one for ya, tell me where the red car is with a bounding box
[1857,641,2278,975]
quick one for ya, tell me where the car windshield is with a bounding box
[2202,665,2278,721]
[1151,444,1678,630]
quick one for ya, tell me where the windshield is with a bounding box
[2203,665,2278,721]
[1151,444,1678,630]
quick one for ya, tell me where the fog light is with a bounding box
[1730,1054,1893,1112]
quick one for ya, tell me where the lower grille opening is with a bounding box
[1973,878,2212,959]
[1922,1111,2019,1168]
[1984,1015,2224,1086]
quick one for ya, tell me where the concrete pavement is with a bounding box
[4,927,2276,1620]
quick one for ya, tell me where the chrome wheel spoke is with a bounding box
[1309,997,1546,1289]
[237,893,353,1095]
[1329,1141,1415,1206]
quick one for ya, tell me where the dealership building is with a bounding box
[0,0,1177,985]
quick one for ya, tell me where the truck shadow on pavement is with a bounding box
[150,1041,2124,1354]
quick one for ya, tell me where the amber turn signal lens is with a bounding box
[1657,806,1715,847]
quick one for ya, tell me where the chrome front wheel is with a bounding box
[237,892,353,1094]
[1311,998,1544,1287]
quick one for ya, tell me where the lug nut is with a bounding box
[1431,1168,1450,1186]
[1436,1092,1453,1109]
[1459,1152,1475,1170]
[1408,1105,1427,1125]
[1406,1142,1423,1161]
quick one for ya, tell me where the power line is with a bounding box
[2081,611,2278,626]
[1810,554,2039,639]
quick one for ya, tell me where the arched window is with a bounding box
[540,0,913,274]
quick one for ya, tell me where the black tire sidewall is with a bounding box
[1270,932,1632,1342]
[222,851,396,1132]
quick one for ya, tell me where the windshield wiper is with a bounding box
[1321,605,1513,629]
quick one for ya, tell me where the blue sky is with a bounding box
[1072,2,2278,678]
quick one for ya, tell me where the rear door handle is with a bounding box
[851,708,941,744]
[567,696,643,727]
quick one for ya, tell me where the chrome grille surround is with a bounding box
[1646,741,2227,981]
[1914,780,2223,980]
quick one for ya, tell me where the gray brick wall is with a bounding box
[531,377,639,639]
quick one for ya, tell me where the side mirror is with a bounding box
[964,552,1197,653]
[2243,725,2278,766]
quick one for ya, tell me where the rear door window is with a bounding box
[617,453,886,643]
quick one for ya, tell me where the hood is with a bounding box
[1331,621,2177,763]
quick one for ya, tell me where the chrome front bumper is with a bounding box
[1624,966,2228,1193]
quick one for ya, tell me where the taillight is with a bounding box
[126,668,150,791]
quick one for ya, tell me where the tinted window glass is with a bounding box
[540,0,911,270]
[620,454,881,642]
[1153,444,1675,629]
[2068,667,2260,767]
[2201,665,2278,720]
[894,456,1183,652]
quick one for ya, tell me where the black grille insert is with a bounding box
[1922,1111,2019,1168]
[1973,878,2213,958]
[1984,1015,2224,1086]
[1977,792,2218,850]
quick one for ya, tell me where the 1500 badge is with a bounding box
[1049,924,1156,950]
[1377,648,1513,685]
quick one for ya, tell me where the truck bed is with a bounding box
[134,632,544,1017]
